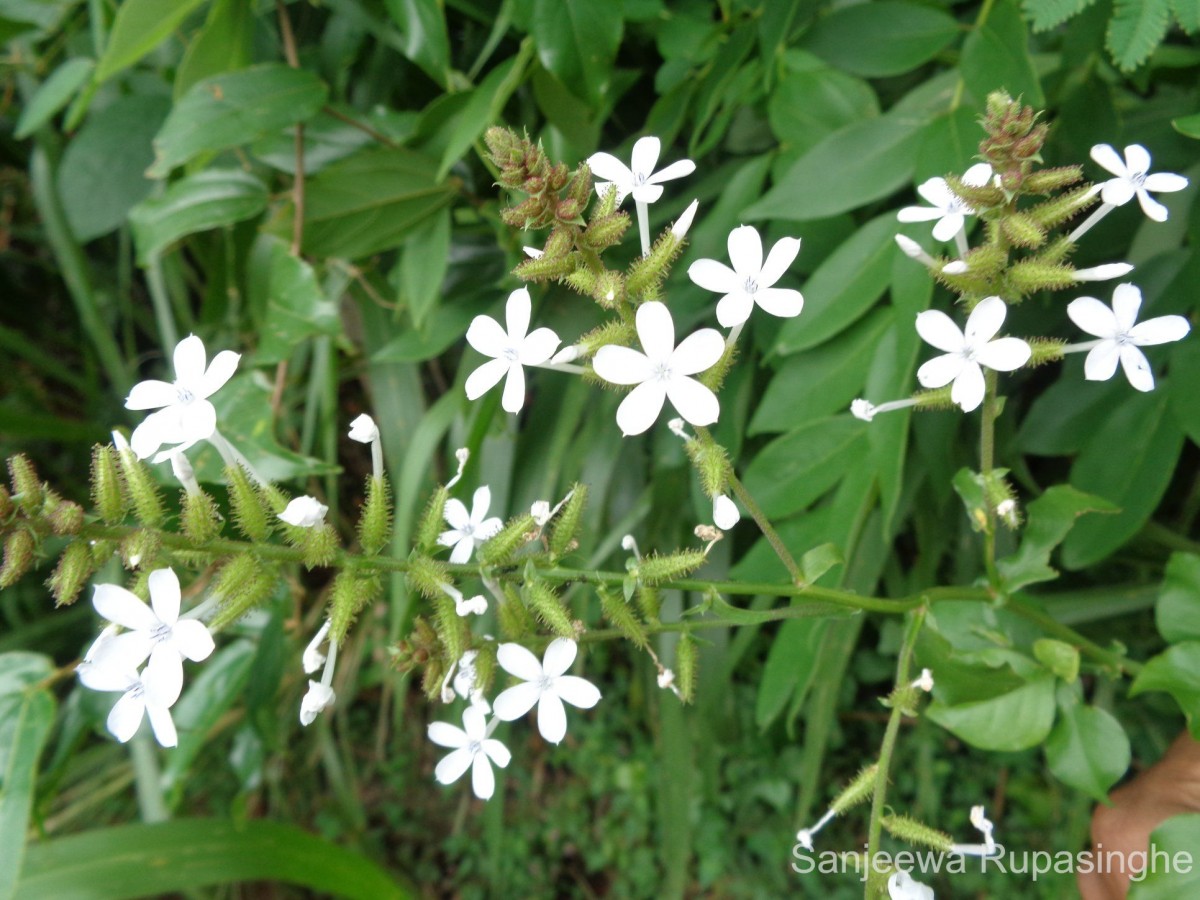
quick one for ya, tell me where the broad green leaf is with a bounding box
[961,0,1045,108]
[57,94,171,241]
[1131,642,1200,738]
[1169,335,1200,444]
[1023,0,1095,31]
[395,206,451,330]
[1107,0,1173,71]
[742,416,866,518]
[1034,639,1081,683]
[997,485,1118,592]
[250,108,390,175]
[1018,372,1125,455]
[532,0,622,107]
[1062,392,1185,569]
[773,214,897,354]
[437,52,526,180]
[274,147,456,260]
[926,674,1056,751]
[1173,0,1200,31]
[1045,701,1130,802]
[129,169,268,264]
[745,115,925,222]
[751,308,892,435]
[15,58,94,139]
[1128,814,1200,898]
[915,627,1026,707]
[149,64,329,177]
[800,1,958,77]
[915,106,981,182]
[95,0,210,81]
[801,543,846,586]
[15,819,411,900]
[767,52,878,150]
[174,0,253,98]
[1157,553,1200,644]
[385,0,451,87]
[756,619,827,730]
[373,288,494,362]
[254,238,341,364]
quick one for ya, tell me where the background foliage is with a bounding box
[1,0,1199,896]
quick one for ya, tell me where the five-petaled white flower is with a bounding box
[888,870,935,900]
[1067,283,1190,392]
[1091,144,1188,222]
[125,335,239,460]
[897,163,994,242]
[592,301,724,436]
[465,287,561,413]
[86,568,215,696]
[686,225,804,328]
[427,705,511,800]
[587,136,696,205]
[438,486,503,564]
[77,660,181,747]
[916,296,1031,412]
[278,495,328,528]
[492,638,601,744]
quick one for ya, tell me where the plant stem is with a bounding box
[276,0,305,256]
[130,732,169,823]
[864,607,926,897]
[979,369,1001,589]
[1007,594,1143,677]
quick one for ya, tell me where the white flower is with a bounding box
[1074,262,1133,282]
[897,162,994,242]
[77,661,181,747]
[1090,144,1188,222]
[86,568,215,696]
[278,495,328,528]
[442,583,488,617]
[672,199,699,239]
[888,870,935,900]
[587,136,696,205]
[1066,283,1190,392]
[427,706,511,800]
[303,619,332,674]
[592,301,724,436]
[492,638,601,744]
[465,287,561,413]
[347,413,379,443]
[912,668,934,692]
[851,399,877,422]
[125,334,239,460]
[438,486,503,564]
[687,225,804,328]
[916,297,1031,412]
[712,494,739,530]
[530,501,552,527]
[300,680,336,726]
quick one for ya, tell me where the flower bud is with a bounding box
[698,340,737,393]
[637,550,708,586]
[432,593,469,665]
[90,444,127,523]
[566,162,593,210]
[0,529,35,588]
[330,570,382,645]
[675,632,697,704]
[515,249,575,282]
[116,445,164,527]
[580,211,631,252]
[1022,165,1084,194]
[636,584,661,623]
[8,454,43,513]
[46,494,85,535]
[497,582,536,638]
[523,578,576,638]
[358,474,392,555]
[479,513,537,566]
[181,489,222,544]
[417,486,449,552]
[1026,185,1098,231]
[881,814,955,853]
[626,228,686,300]
[226,464,271,541]
[592,270,625,308]
[580,318,635,357]
[1000,211,1046,248]
[831,764,879,814]
[421,653,447,701]
[555,197,582,222]
[406,554,450,601]
[211,554,279,628]
[120,528,161,571]
[549,483,588,559]
[599,586,648,649]
[48,541,95,607]
[684,438,732,500]
[1026,337,1066,367]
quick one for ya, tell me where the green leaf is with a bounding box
[1019,373,1125,455]
[1173,112,1200,138]
[437,51,527,180]
[174,0,253,98]
[741,416,866,519]
[15,58,94,139]
[129,169,268,264]
[1045,701,1130,802]
[1034,638,1081,683]
[1022,0,1095,31]
[1157,553,1200,644]
[1131,642,1200,738]
[751,308,892,435]
[250,108,387,176]
[384,0,451,87]
[95,0,210,82]
[745,115,926,222]
[997,485,1118,591]
[915,106,981,183]
[800,1,958,77]
[149,64,329,177]
[1128,814,1200,897]
[1169,333,1200,442]
[1062,392,1185,569]
[395,206,451,330]
[57,94,171,241]
[926,674,1056,751]
[773,214,898,354]
[767,53,879,150]
[1107,0,1173,71]
[1173,0,1200,32]
[15,819,411,900]
[756,619,827,730]
[531,0,622,107]
[254,238,341,364]
[961,0,1045,108]
[274,147,456,260]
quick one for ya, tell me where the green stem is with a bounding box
[864,607,927,897]
[130,732,169,823]
[1007,594,1143,677]
[979,369,1000,589]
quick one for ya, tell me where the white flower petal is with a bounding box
[666,376,719,427]
[449,536,475,564]
[482,738,511,768]
[1101,178,1136,206]
[555,675,601,709]
[542,637,578,678]
[172,619,215,662]
[466,314,509,359]
[443,498,470,531]
[1112,283,1143,332]
[636,301,675,360]
[915,310,965,354]
[462,705,489,741]
[917,353,966,389]
[504,288,532,343]
[1124,144,1151,175]
[537,691,568,744]
[497,642,544,681]
[427,721,468,748]
[278,496,328,527]
[145,703,178,748]
[173,335,208,384]
[500,363,526,413]
[951,361,986,412]
[125,380,179,411]
[630,136,661,179]
[144,645,184,707]
[630,183,665,204]
[465,357,511,402]
[671,328,725,376]
[434,746,473,785]
[1130,314,1191,346]
[93,584,159,631]
[1090,143,1127,178]
[713,494,739,529]
[78,660,136,693]
[1119,344,1155,391]
[977,338,1031,372]
[148,568,181,625]
[197,350,240,398]
[493,681,542,721]
[347,413,379,443]
[687,258,740,294]
[915,177,955,209]
[962,162,994,186]
[519,327,561,365]
[593,346,653,385]
[715,291,755,329]
[1083,342,1121,382]
[647,158,696,185]
[107,691,146,743]
[586,152,634,190]
[90,631,154,672]
[1143,172,1188,193]
[469,486,492,524]
[616,380,668,436]
[178,398,217,444]
[896,206,944,223]
[470,750,496,799]
[753,287,804,319]
[727,225,763,277]
[1136,189,1169,223]
[758,237,802,288]
[931,213,965,243]
[1067,297,1118,338]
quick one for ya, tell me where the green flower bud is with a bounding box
[421,654,447,701]
[479,513,538,566]
[564,267,598,298]
[417,486,449,552]
[637,550,708,586]
[579,318,635,357]
[1025,185,1098,230]
[1006,260,1076,294]
[591,270,626,308]
[599,586,648,649]
[698,340,737,394]
[626,229,686,301]
[1000,211,1046,248]
[523,578,576,638]
[548,483,588,559]
[46,494,85,535]
[830,764,879,814]
[685,439,732,500]
[89,539,117,566]
[120,529,161,571]
[211,555,279,628]
[497,582,535,639]
[330,570,382,645]
[580,212,630,252]
[636,584,661,623]
[0,484,12,520]
[432,593,469,665]
[1023,165,1084,194]
[880,814,954,853]
[358,474,392,555]
[8,454,43,513]
[943,175,1004,210]
[406,554,450,601]
[301,524,339,569]
[181,489,223,544]
[1026,337,1066,367]
[566,162,593,211]
[515,248,575,282]
[90,444,127,523]
[0,529,35,588]
[675,632,697,704]
[49,541,95,607]
[472,643,497,695]
[226,464,271,542]
[116,447,164,527]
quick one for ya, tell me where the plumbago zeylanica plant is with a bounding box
[0,92,1195,898]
